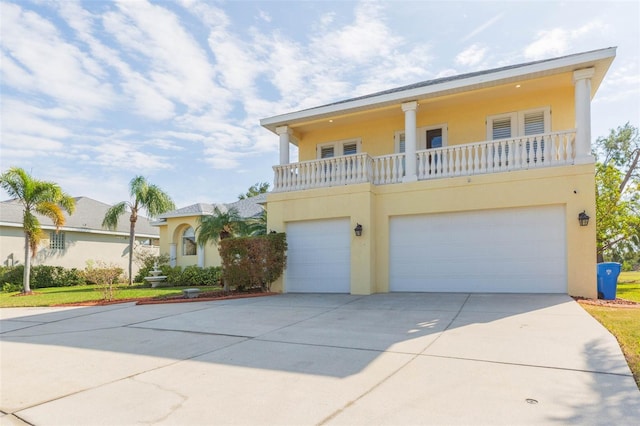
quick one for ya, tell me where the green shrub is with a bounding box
[0,266,24,290]
[219,233,287,291]
[84,262,124,286]
[160,265,222,286]
[2,282,22,293]
[0,264,86,291]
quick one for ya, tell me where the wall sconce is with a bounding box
[578,211,590,227]
[354,223,363,237]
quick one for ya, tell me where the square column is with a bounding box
[169,243,177,267]
[402,101,418,182]
[573,68,595,162]
[197,244,205,267]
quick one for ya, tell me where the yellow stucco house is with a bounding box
[154,195,266,269]
[261,47,616,298]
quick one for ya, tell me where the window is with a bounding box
[182,227,197,256]
[317,139,361,159]
[49,231,65,250]
[487,107,550,140]
[395,124,448,153]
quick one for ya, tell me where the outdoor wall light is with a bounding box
[354,223,363,237]
[578,211,590,227]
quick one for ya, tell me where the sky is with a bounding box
[1,0,639,211]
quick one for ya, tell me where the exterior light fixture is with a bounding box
[578,211,590,227]
[354,223,363,237]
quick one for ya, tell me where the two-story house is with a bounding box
[260,47,616,298]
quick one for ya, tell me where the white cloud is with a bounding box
[456,44,488,67]
[0,2,115,116]
[524,21,606,60]
[460,13,505,42]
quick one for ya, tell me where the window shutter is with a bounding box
[524,111,545,135]
[343,142,357,155]
[398,133,405,153]
[321,146,334,158]
[492,117,512,140]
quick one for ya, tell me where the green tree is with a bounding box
[0,167,75,293]
[594,123,640,265]
[237,182,269,200]
[102,176,174,285]
[196,206,248,246]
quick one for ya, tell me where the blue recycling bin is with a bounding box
[597,262,621,300]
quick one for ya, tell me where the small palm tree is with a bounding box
[245,209,267,236]
[102,176,174,285]
[196,206,248,246]
[0,167,75,293]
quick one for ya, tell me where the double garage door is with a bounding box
[390,206,567,293]
[285,206,567,294]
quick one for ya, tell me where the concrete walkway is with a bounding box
[1,294,638,425]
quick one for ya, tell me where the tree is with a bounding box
[196,206,248,246]
[238,182,269,200]
[0,167,75,293]
[594,123,640,265]
[102,176,175,285]
[245,209,267,236]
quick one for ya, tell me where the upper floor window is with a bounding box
[395,124,448,153]
[182,227,197,256]
[49,231,65,250]
[317,139,360,159]
[487,107,550,140]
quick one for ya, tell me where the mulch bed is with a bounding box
[53,290,277,307]
[573,296,640,308]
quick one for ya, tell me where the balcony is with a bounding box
[272,130,577,193]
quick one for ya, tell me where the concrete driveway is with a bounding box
[1,293,638,425]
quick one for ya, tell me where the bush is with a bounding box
[85,261,123,301]
[0,265,24,290]
[161,265,222,286]
[30,266,86,288]
[219,233,287,291]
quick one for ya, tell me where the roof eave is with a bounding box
[260,47,616,133]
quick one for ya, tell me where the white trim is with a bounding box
[316,138,361,159]
[261,48,615,132]
[0,221,158,238]
[487,107,550,139]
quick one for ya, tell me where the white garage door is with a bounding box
[390,206,566,293]
[286,218,351,293]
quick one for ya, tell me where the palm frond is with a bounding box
[102,202,129,230]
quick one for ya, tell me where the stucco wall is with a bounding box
[0,227,158,278]
[156,216,222,269]
[297,74,576,161]
[266,163,597,298]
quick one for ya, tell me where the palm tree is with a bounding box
[245,209,267,236]
[196,206,247,246]
[0,167,75,293]
[102,176,174,285]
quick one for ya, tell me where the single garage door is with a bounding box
[286,218,351,293]
[390,205,566,293]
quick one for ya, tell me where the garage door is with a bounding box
[286,218,351,293]
[390,206,566,293]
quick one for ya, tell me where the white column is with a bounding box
[169,243,177,267]
[197,244,205,268]
[402,101,418,182]
[276,126,291,165]
[573,68,595,162]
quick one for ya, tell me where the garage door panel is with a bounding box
[286,219,350,293]
[390,206,566,293]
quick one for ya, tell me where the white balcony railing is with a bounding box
[272,130,576,192]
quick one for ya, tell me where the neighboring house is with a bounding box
[154,194,266,269]
[0,197,159,277]
[260,47,617,298]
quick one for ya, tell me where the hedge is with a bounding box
[219,232,287,291]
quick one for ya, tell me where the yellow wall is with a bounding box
[296,75,575,162]
[156,216,222,268]
[267,163,597,298]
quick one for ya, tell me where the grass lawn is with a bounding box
[617,271,640,302]
[0,285,220,308]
